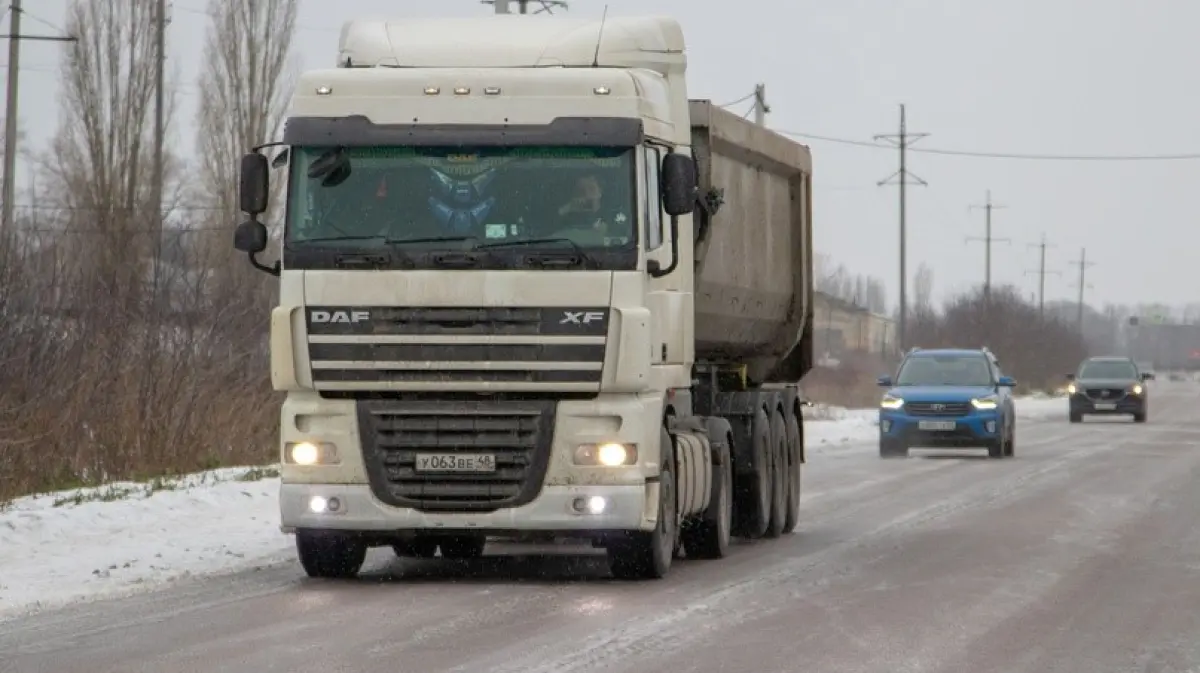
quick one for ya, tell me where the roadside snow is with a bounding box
[0,394,1066,619]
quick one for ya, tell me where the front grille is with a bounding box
[1085,388,1127,400]
[356,399,555,512]
[306,306,608,392]
[905,402,972,416]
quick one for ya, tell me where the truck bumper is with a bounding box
[279,482,651,533]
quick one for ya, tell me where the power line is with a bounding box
[874,104,928,352]
[966,189,1009,301]
[1025,233,1061,319]
[776,129,1200,162]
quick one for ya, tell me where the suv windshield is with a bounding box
[895,353,993,387]
[1078,360,1138,379]
[285,145,636,250]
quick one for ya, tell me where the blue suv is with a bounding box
[877,348,1017,459]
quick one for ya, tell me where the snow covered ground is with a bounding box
[0,395,1066,620]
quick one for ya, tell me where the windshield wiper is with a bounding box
[477,238,593,265]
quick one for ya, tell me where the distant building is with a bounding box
[812,291,895,361]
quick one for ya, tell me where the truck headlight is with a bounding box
[880,396,904,410]
[574,443,637,466]
[286,441,340,465]
[971,396,999,410]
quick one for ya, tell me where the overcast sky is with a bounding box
[13,0,1200,308]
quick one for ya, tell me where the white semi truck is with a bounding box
[233,14,815,580]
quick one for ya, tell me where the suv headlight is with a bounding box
[971,396,999,410]
[1131,383,1143,395]
[880,395,904,410]
[1066,383,1077,395]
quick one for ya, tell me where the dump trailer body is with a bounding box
[688,100,814,384]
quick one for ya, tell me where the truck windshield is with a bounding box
[895,354,993,387]
[1078,360,1137,379]
[285,145,636,250]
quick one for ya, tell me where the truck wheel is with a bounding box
[681,431,732,559]
[393,535,439,559]
[608,427,677,579]
[782,410,803,534]
[296,531,366,579]
[733,407,772,539]
[438,535,487,560]
[764,410,788,539]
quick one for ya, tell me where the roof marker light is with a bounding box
[424,86,440,95]
[454,87,470,95]
[484,87,501,95]
[315,86,332,95]
[593,86,611,95]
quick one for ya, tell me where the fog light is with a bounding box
[881,420,891,432]
[986,421,996,433]
[326,497,341,513]
[587,496,607,514]
[309,496,328,513]
[291,442,319,465]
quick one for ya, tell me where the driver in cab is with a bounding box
[554,174,620,244]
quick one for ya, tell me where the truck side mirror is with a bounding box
[660,152,697,217]
[234,220,268,254]
[240,152,270,215]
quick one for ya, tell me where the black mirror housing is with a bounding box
[239,153,270,215]
[234,220,269,254]
[660,152,697,217]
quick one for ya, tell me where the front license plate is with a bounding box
[1093,402,1116,410]
[415,453,497,473]
[918,420,956,431]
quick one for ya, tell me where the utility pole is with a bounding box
[1024,233,1060,318]
[0,1,77,242]
[875,104,928,353]
[1069,247,1096,333]
[484,0,568,13]
[149,0,168,294]
[966,190,1009,302]
[752,83,769,126]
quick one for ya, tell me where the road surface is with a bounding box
[5,385,1200,673]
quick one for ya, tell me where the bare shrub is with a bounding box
[0,0,297,503]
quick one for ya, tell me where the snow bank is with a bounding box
[0,394,1066,619]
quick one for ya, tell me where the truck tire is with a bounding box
[733,407,772,539]
[764,409,788,538]
[681,430,732,559]
[782,410,803,534]
[439,535,486,560]
[608,427,677,579]
[296,531,366,579]
[393,536,439,559]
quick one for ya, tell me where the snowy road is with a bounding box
[5,387,1200,672]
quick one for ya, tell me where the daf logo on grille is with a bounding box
[931,404,946,411]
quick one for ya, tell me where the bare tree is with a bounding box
[913,263,934,310]
[194,0,298,272]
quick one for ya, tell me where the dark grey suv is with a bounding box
[1067,356,1153,423]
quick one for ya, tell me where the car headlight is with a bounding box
[1131,383,1143,395]
[285,441,340,465]
[574,443,637,466]
[880,395,904,410]
[971,396,999,410]
[1066,383,1077,394]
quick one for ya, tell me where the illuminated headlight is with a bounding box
[1067,383,1077,394]
[573,443,637,466]
[880,395,904,410]
[971,396,999,410]
[1132,384,1143,395]
[308,496,341,513]
[286,441,340,466]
